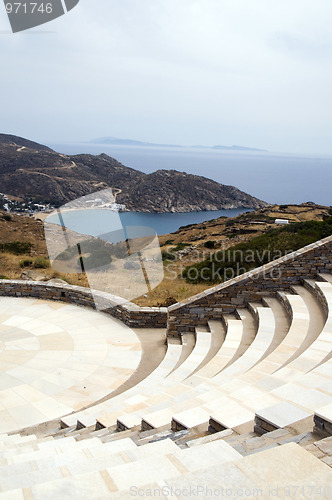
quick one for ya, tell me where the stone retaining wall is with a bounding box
[0,280,167,329]
[167,235,332,338]
[1,234,331,336]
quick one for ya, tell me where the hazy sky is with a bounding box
[1,0,332,154]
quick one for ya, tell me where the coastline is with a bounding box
[35,207,254,238]
[32,206,127,222]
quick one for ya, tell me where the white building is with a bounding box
[275,218,289,225]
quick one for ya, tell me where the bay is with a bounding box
[46,207,251,239]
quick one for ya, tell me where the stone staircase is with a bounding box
[0,253,332,496]
[0,427,331,498]
[54,275,331,435]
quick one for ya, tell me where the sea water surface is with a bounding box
[49,143,332,208]
[46,207,251,239]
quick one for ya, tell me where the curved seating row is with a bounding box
[56,278,331,435]
[1,274,332,498]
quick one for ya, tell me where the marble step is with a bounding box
[127,345,332,437]
[66,283,331,436]
[274,290,317,368]
[115,309,257,432]
[318,273,332,284]
[254,401,313,434]
[0,434,38,452]
[99,318,245,430]
[26,442,330,500]
[191,314,247,377]
[0,436,55,458]
[274,282,332,377]
[249,290,314,375]
[112,286,328,432]
[212,304,277,377]
[0,439,238,494]
[160,330,212,384]
[60,340,183,429]
[162,443,332,500]
[186,428,233,447]
[1,438,177,483]
[0,436,104,462]
[314,403,332,437]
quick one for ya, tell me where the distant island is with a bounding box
[88,136,267,152]
[212,145,267,152]
[87,137,183,148]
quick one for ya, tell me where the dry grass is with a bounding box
[1,204,331,306]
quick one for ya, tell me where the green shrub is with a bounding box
[112,241,129,259]
[164,239,174,246]
[77,249,112,271]
[183,218,332,284]
[171,243,190,252]
[162,250,176,261]
[0,241,32,255]
[3,214,12,221]
[34,257,50,269]
[20,258,33,268]
[204,240,215,249]
[0,275,9,279]
[55,249,73,261]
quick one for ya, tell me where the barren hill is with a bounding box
[0,134,267,212]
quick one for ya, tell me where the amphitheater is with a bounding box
[0,234,332,498]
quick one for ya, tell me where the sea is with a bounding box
[47,143,332,236]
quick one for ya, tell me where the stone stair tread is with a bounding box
[1,439,177,487]
[209,317,245,371]
[163,443,332,499]
[172,407,212,430]
[255,401,312,429]
[162,331,212,383]
[141,409,175,430]
[60,341,184,430]
[215,306,276,378]
[1,439,239,494]
[315,403,332,425]
[186,428,233,447]
[319,273,332,283]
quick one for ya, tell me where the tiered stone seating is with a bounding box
[1,438,331,498]
[117,309,263,430]
[97,310,256,430]
[116,279,332,433]
[61,340,183,429]
[48,278,330,436]
[0,255,331,496]
[61,317,234,430]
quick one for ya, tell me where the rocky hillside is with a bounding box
[0,134,53,152]
[0,134,267,212]
[0,203,330,303]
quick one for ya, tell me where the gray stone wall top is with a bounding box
[169,234,332,312]
[0,280,167,329]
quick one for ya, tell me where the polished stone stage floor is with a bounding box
[0,297,142,434]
